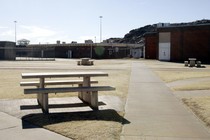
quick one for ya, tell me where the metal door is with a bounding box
[159,43,170,61]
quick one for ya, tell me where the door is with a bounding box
[159,43,170,61]
[67,50,72,58]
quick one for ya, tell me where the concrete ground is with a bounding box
[0,111,71,140]
[121,61,210,140]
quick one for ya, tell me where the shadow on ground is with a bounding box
[22,109,130,129]
[20,102,106,110]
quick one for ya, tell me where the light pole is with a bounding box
[99,16,103,43]
[14,21,17,45]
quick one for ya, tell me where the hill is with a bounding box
[105,19,210,44]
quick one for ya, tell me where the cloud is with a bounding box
[19,25,56,38]
[0,30,13,36]
[0,25,57,43]
[0,26,8,29]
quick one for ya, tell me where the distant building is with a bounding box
[85,40,93,44]
[144,24,210,63]
[71,41,77,44]
[17,39,30,46]
[27,43,142,59]
[0,41,16,60]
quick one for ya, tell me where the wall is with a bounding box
[0,41,16,60]
[158,24,210,63]
[144,33,158,59]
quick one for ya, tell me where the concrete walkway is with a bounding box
[121,62,210,140]
[0,111,71,140]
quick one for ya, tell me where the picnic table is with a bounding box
[188,58,196,67]
[77,58,94,65]
[21,71,115,113]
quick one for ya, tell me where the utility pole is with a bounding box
[14,21,17,45]
[99,16,103,43]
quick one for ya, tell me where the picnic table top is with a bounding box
[188,58,197,61]
[22,71,108,79]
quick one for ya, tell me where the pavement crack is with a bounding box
[0,126,18,131]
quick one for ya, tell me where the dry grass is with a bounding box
[183,97,210,128]
[0,60,131,99]
[155,71,210,82]
[173,81,210,91]
[23,110,128,140]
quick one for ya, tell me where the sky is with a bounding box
[0,0,210,44]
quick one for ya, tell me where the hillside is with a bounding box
[105,19,210,44]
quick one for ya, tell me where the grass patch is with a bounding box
[155,71,210,82]
[0,68,130,99]
[173,81,210,91]
[183,97,210,128]
[22,110,130,140]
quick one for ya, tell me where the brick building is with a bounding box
[144,24,210,63]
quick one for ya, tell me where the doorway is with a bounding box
[159,43,170,61]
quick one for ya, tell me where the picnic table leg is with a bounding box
[78,83,82,99]
[37,78,44,105]
[42,93,49,114]
[189,60,195,67]
[39,78,49,114]
[82,76,91,104]
[90,91,98,110]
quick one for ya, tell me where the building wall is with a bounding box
[145,33,158,59]
[170,29,183,62]
[170,25,210,62]
[182,26,210,62]
[0,41,16,60]
[40,44,132,59]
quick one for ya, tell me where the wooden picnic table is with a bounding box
[21,71,114,113]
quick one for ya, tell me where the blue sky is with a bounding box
[0,0,210,44]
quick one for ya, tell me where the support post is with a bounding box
[82,76,91,104]
[90,91,98,110]
[39,77,49,114]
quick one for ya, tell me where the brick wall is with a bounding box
[158,24,210,63]
[145,33,158,59]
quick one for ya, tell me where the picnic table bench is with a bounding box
[20,71,115,113]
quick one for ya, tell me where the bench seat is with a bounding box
[20,80,98,87]
[24,86,115,112]
[24,86,115,94]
